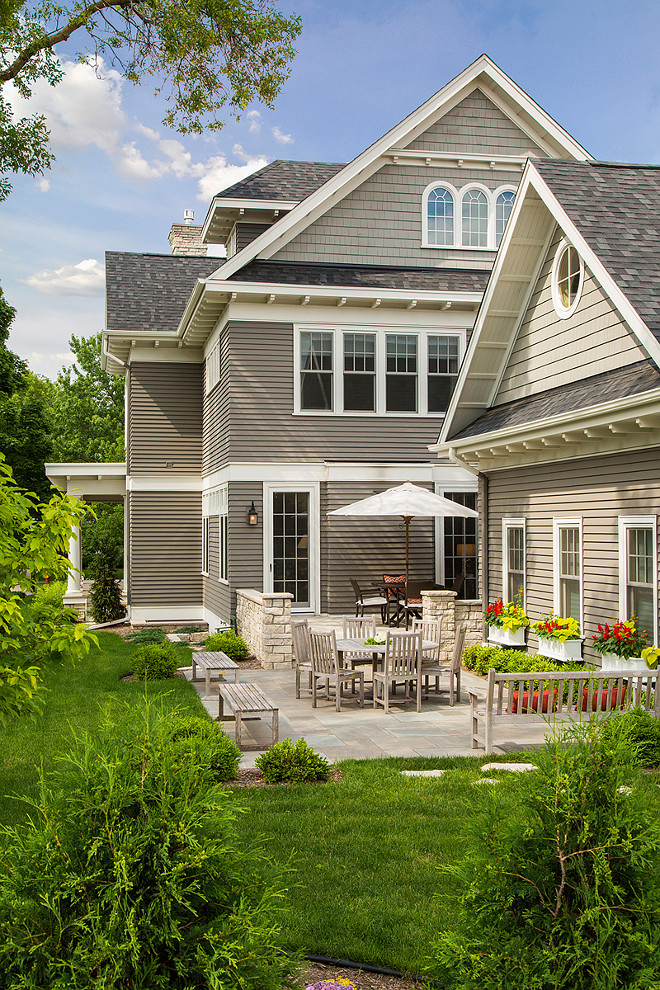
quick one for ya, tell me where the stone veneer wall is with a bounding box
[235,589,294,669]
[421,591,483,658]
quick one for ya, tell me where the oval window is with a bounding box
[552,241,583,318]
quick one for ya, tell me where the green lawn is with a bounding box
[0,631,203,827]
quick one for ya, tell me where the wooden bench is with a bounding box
[218,682,279,750]
[470,667,660,753]
[191,651,238,696]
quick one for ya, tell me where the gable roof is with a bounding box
[229,259,490,293]
[105,252,220,334]
[202,54,591,286]
[534,159,660,338]
[214,160,345,202]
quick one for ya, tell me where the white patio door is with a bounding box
[263,483,319,612]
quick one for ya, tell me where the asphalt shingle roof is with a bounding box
[229,260,490,293]
[534,159,660,339]
[216,160,345,201]
[105,252,219,333]
[449,360,660,441]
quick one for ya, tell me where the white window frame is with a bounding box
[263,482,320,613]
[205,339,221,395]
[551,238,584,319]
[202,484,229,584]
[422,181,516,251]
[618,516,658,644]
[201,516,210,577]
[294,326,466,417]
[553,517,583,629]
[434,481,478,588]
[502,518,526,607]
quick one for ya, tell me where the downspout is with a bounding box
[447,446,479,477]
[102,341,127,369]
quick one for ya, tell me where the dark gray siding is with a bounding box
[129,491,202,606]
[203,516,231,624]
[487,448,660,664]
[235,222,272,252]
[223,321,443,463]
[129,363,203,475]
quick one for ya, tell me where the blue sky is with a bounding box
[1,0,659,377]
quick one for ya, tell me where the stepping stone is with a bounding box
[401,769,445,778]
[473,778,498,785]
[481,762,537,773]
[617,785,633,795]
[167,634,182,642]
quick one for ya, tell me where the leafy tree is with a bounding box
[0,282,52,500]
[0,455,97,724]
[51,332,124,462]
[0,0,301,198]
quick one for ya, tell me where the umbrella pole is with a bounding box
[403,515,412,588]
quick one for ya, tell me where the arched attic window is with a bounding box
[425,185,455,246]
[495,189,516,246]
[461,187,489,247]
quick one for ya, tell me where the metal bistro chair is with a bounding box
[382,573,406,625]
[309,629,365,712]
[373,630,422,714]
[421,623,466,706]
[350,578,388,622]
[292,618,313,699]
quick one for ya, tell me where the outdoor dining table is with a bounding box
[335,637,439,674]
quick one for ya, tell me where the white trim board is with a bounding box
[617,515,658,644]
[200,460,478,490]
[553,516,583,631]
[502,517,526,606]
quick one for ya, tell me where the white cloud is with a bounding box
[247,110,262,134]
[8,57,125,154]
[37,178,50,192]
[23,258,105,297]
[272,126,293,144]
[116,142,164,181]
[195,153,268,201]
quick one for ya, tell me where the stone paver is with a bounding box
[401,769,446,778]
[481,762,538,773]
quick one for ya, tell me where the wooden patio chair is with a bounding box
[309,629,365,712]
[341,615,377,692]
[422,623,466,706]
[292,618,313,699]
[350,578,388,622]
[373,631,422,713]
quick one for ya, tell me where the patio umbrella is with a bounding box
[328,481,479,587]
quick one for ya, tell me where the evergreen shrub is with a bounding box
[204,629,249,661]
[89,559,125,624]
[0,704,293,989]
[126,627,167,644]
[165,714,241,782]
[601,705,660,768]
[432,719,660,989]
[132,643,180,679]
[256,737,331,784]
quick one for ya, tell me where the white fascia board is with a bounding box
[431,386,660,456]
[46,461,126,476]
[439,162,538,443]
[126,476,203,492]
[201,197,298,241]
[200,461,476,490]
[529,169,660,369]
[206,56,590,284]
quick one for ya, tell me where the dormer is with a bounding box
[201,160,345,257]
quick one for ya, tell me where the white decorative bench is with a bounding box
[191,651,238,696]
[470,667,660,753]
[218,682,279,750]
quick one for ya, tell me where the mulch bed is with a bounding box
[228,767,344,788]
[291,961,421,990]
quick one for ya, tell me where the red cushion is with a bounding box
[581,686,627,712]
[406,597,422,605]
[383,574,405,584]
[511,688,558,714]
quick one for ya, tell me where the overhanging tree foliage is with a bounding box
[0,0,301,198]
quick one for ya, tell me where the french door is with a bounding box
[263,484,319,612]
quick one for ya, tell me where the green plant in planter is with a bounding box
[641,646,660,670]
[533,612,581,642]
[204,629,249,661]
[484,596,529,633]
[592,616,650,659]
[132,643,180,679]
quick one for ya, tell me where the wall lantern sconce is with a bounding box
[247,501,258,526]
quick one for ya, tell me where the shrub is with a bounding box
[462,643,587,678]
[0,704,294,989]
[132,642,180,679]
[126,627,167,644]
[27,582,72,624]
[256,737,331,784]
[431,719,660,989]
[89,559,125,623]
[205,629,249,661]
[601,705,660,768]
[177,625,206,635]
[164,713,241,782]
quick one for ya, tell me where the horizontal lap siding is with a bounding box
[228,483,265,616]
[130,491,202,606]
[235,222,272,252]
[487,449,660,663]
[495,232,649,405]
[203,517,230,625]
[324,482,435,614]
[203,329,230,473]
[130,363,203,474]
[227,321,442,462]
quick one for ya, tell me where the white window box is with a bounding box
[488,626,527,648]
[537,637,583,663]
[597,653,650,673]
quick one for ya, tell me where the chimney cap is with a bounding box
[183,209,195,225]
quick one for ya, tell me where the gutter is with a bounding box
[448,446,479,477]
[102,340,127,369]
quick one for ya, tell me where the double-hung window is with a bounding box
[428,335,460,413]
[553,518,582,626]
[300,331,333,410]
[202,485,229,583]
[386,334,417,412]
[619,517,657,641]
[344,333,375,411]
[502,519,525,605]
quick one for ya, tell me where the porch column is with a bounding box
[64,496,83,598]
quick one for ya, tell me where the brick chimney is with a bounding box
[168,209,207,256]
